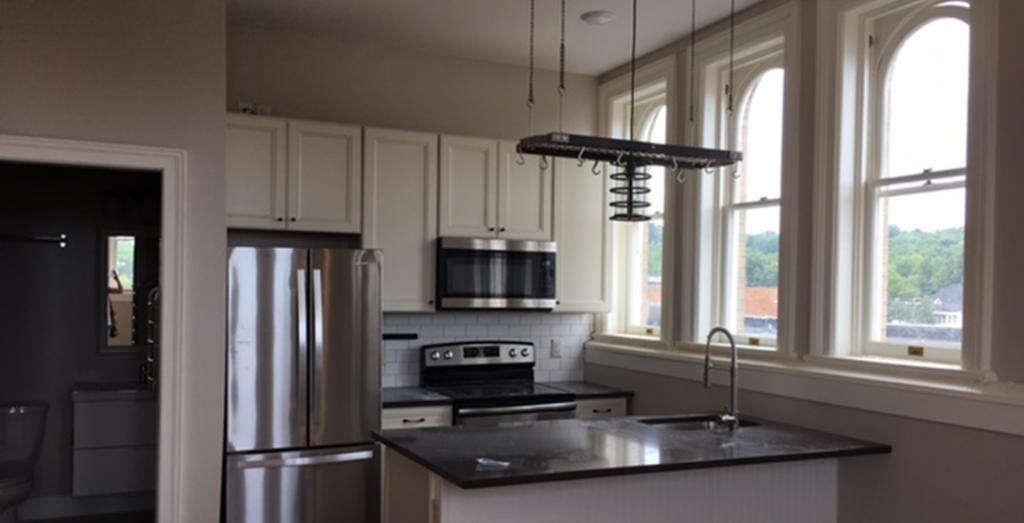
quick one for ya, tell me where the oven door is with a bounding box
[455,401,577,427]
[436,238,556,310]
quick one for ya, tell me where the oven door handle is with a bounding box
[457,402,578,417]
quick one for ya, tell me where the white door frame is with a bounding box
[0,134,186,523]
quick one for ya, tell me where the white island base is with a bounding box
[384,450,838,523]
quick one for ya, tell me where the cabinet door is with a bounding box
[287,120,362,233]
[438,135,498,238]
[226,114,287,230]
[497,141,553,240]
[363,128,439,312]
[554,159,612,312]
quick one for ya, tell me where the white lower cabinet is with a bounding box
[382,406,453,430]
[362,128,439,312]
[575,397,628,420]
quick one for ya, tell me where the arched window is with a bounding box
[720,65,785,345]
[863,3,970,362]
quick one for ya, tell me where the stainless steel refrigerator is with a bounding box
[224,247,382,523]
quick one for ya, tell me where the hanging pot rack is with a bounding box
[515,0,743,221]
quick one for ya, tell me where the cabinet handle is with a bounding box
[592,408,613,414]
[428,300,434,305]
[402,418,427,424]
[290,217,297,222]
[500,228,506,232]
[488,227,496,232]
[277,217,284,222]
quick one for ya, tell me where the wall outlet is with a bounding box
[550,339,562,358]
[237,101,256,115]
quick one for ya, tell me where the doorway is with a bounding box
[0,135,186,523]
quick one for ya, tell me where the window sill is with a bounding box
[585,340,1024,437]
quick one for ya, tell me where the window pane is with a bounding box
[883,18,969,177]
[871,188,965,348]
[645,106,667,216]
[727,206,779,339]
[736,68,784,202]
[627,220,663,329]
[109,236,135,291]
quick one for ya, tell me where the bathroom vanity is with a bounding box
[71,384,157,497]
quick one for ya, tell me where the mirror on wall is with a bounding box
[102,231,159,354]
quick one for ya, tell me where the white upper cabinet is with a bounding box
[438,135,552,240]
[554,159,611,312]
[497,141,553,241]
[438,135,498,238]
[226,115,287,230]
[226,114,362,233]
[287,119,362,233]
[362,128,439,312]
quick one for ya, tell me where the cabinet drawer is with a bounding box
[73,400,158,449]
[382,406,452,429]
[73,446,157,497]
[576,398,627,419]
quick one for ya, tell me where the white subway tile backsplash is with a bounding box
[382,312,593,387]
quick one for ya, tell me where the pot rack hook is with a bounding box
[731,163,741,179]
[703,160,716,175]
[577,147,587,167]
[592,160,602,176]
[540,155,549,171]
[517,152,526,166]
[615,152,626,167]
[676,168,687,184]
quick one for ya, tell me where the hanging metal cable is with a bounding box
[558,0,566,133]
[689,0,697,128]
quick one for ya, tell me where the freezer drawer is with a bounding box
[226,445,379,523]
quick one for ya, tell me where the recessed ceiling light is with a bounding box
[580,10,615,26]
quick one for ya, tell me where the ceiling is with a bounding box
[227,0,769,77]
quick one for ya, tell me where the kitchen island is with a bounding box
[375,415,889,523]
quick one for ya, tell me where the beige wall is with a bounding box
[0,1,226,521]
[227,26,598,139]
[587,363,1024,522]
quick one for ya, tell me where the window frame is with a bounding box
[811,0,996,372]
[598,56,677,339]
[686,3,801,354]
[859,6,971,363]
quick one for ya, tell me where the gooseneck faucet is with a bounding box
[704,327,739,431]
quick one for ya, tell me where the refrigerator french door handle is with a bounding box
[311,268,325,427]
[234,450,375,470]
[296,268,309,435]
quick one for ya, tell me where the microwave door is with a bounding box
[226,247,309,453]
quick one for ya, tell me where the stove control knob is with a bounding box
[520,348,530,358]
[508,348,517,358]
[429,351,440,361]
[443,350,455,360]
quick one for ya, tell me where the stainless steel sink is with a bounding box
[638,415,759,431]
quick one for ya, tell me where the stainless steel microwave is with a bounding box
[435,237,557,310]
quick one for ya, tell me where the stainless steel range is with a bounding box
[421,341,576,426]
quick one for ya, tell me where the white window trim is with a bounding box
[685,2,801,354]
[811,0,997,374]
[598,55,677,339]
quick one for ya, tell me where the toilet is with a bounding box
[0,404,48,523]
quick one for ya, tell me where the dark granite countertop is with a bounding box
[374,414,890,489]
[383,387,453,408]
[545,381,634,399]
